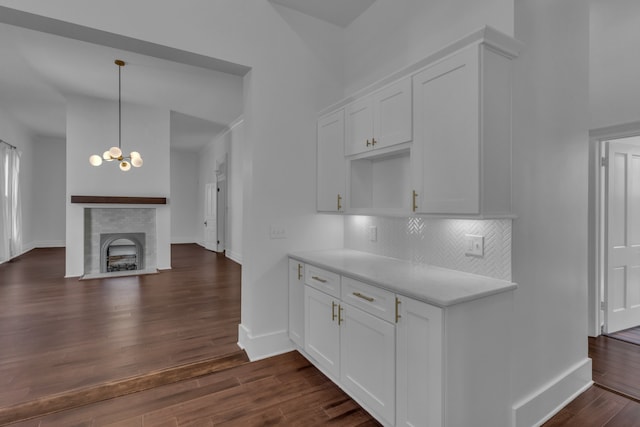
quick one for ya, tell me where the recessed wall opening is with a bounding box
[100,233,145,273]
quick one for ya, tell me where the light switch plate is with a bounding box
[368,226,377,242]
[270,225,287,239]
[465,234,484,257]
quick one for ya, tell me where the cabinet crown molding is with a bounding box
[319,25,523,117]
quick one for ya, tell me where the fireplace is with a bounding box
[83,208,157,277]
[100,233,145,273]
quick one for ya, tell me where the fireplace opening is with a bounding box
[100,233,145,274]
[107,239,137,272]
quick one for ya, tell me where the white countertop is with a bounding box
[289,249,516,307]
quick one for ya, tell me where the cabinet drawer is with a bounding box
[342,277,396,323]
[305,265,341,298]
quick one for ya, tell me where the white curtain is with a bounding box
[10,148,22,258]
[0,144,10,263]
[0,144,21,263]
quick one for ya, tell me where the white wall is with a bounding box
[170,148,198,243]
[32,136,65,247]
[590,0,640,130]
[510,1,590,425]
[343,0,514,94]
[227,119,244,264]
[65,95,171,276]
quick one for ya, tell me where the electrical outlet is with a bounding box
[368,226,377,242]
[269,225,287,239]
[465,234,484,257]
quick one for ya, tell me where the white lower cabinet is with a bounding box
[304,282,396,426]
[304,285,340,379]
[288,260,305,347]
[341,301,396,425]
[395,297,443,427]
[291,257,513,427]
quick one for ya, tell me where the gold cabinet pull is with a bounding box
[337,194,342,211]
[371,137,377,146]
[312,276,327,283]
[332,301,337,321]
[297,263,303,280]
[366,139,371,147]
[352,292,374,302]
[395,297,402,323]
[412,190,418,212]
[338,304,344,325]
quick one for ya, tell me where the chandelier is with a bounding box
[89,59,143,171]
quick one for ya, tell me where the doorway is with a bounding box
[591,125,640,336]
[203,156,228,254]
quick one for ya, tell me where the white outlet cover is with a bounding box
[464,234,484,257]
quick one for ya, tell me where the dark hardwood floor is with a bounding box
[0,245,246,424]
[607,325,640,347]
[3,245,640,426]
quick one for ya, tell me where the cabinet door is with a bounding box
[396,297,443,427]
[412,46,480,214]
[288,259,305,347]
[305,285,340,379]
[372,77,412,150]
[345,96,374,156]
[317,109,346,212]
[341,303,396,426]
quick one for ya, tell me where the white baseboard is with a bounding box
[171,237,196,244]
[226,250,242,265]
[237,324,294,361]
[34,240,65,248]
[512,358,593,427]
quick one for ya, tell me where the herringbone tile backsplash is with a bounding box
[344,216,511,281]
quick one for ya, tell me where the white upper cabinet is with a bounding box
[317,26,521,217]
[317,109,346,212]
[411,42,516,217]
[345,78,412,156]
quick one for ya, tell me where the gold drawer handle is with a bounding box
[332,301,337,321]
[312,276,327,283]
[297,263,303,280]
[395,297,402,323]
[412,190,418,212]
[338,304,344,325]
[353,292,374,302]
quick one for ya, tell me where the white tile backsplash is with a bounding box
[344,216,512,281]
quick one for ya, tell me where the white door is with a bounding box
[317,110,346,212]
[288,260,305,347]
[304,285,340,379]
[340,303,395,426]
[412,46,479,214]
[604,139,640,333]
[345,96,373,156]
[396,297,443,427]
[216,179,226,253]
[372,77,412,151]
[204,182,217,252]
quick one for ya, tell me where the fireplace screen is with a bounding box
[107,240,138,271]
[100,233,145,273]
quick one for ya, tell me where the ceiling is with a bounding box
[270,0,376,27]
[0,22,244,151]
